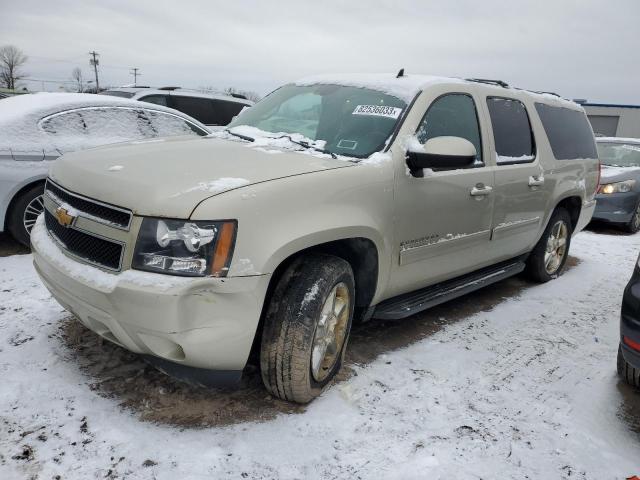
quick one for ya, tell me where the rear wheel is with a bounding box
[617,345,640,388]
[7,184,45,247]
[260,253,354,403]
[525,208,572,283]
[625,204,640,234]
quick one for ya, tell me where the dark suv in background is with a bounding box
[101,86,254,127]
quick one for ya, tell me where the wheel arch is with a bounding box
[3,178,47,232]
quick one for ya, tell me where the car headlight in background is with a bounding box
[132,218,237,277]
[598,179,635,194]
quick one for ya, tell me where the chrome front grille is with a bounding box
[45,180,132,230]
[43,179,131,271]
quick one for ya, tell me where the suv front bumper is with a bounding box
[31,217,270,374]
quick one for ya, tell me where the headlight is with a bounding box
[598,179,635,194]
[132,218,237,277]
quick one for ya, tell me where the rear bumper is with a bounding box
[592,192,638,224]
[31,216,270,372]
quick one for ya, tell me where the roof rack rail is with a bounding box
[466,78,509,88]
[530,90,561,98]
[159,86,181,91]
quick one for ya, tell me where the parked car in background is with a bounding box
[592,137,640,233]
[31,74,598,403]
[0,92,210,246]
[0,93,8,100]
[619,252,640,388]
[100,87,253,128]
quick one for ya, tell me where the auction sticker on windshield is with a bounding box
[352,105,402,119]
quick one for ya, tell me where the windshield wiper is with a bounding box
[224,129,255,142]
[273,135,337,159]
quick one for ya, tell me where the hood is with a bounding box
[600,165,640,183]
[50,135,353,218]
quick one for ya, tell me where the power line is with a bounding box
[89,51,100,92]
[130,67,141,86]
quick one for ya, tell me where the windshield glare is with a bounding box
[597,142,640,167]
[227,84,407,158]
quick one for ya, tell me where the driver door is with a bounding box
[389,89,496,298]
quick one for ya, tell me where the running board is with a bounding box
[372,260,526,320]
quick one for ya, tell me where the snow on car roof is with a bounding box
[295,73,580,109]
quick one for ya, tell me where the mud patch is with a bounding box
[57,258,580,428]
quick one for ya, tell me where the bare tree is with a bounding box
[0,45,28,90]
[71,67,84,92]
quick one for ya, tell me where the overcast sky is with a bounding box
[1,0,638,103]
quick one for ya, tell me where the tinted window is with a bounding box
[170,96,216,124]
[535,103,597,160]
[139,94,169,107]
[486,97,535,163]
[99,90,135,98]
[212,99,248,126]
[416,93,483,164]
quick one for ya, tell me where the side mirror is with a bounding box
[406,136,477,177]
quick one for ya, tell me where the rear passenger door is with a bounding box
[485,97,550,258]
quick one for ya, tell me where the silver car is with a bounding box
[0,92,210,245]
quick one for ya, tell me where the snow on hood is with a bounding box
[0,92,207,157]
[295,73,463,102]
[49,135,353,218]
[600,164,640,182]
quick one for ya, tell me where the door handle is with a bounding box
[528,175,545,187]
[470,184,493,196]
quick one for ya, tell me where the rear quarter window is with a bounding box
[534,103,597,160]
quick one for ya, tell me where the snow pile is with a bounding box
[496,153,535,164]
[2,228,640,478]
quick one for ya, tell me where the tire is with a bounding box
[7,184,45,247]
[625,204,640,234]
[617,345,640,388]
[260,253,355,403]
[525,208,572,283]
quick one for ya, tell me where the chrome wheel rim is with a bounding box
[23,194,44,234]
[544,220,568,275]
[311,282,350,382]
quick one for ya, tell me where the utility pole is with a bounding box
[89,51,100,93]
[130,67,141,86]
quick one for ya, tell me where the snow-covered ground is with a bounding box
[1,228,640,479]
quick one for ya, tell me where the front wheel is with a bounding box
[625,204,640,234]
[7,184,45,247]
[525,208,572,283]
[260,253,355,403]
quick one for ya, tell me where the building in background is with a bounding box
[577,101,640,138]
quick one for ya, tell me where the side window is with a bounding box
[535,103,597,160]
[416,94,483,165]
[486,97,535,164]
[139,94,169,107]
[145,110,208,136]
[40,111,87,136]
[210,100,248,126]
[170,96,216,124]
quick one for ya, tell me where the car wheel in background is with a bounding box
[260,253,355,403]
[625,204,640,234]
[618,345,640,388]
[525,208,572,283]
[8,184,45,247]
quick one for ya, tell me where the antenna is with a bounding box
[396,68,405,78]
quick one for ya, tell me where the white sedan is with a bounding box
[0,93,210,245]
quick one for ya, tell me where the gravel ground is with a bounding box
[0,226,639,479]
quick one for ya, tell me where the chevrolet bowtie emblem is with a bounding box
[54,207,75,227]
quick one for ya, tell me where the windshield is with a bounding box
[227,84,407,158]
[597,142,640,167]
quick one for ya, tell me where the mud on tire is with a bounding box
[260,253,355,403]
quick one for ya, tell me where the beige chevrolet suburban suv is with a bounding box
[31,74,599,403]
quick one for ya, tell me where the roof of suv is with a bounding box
[101,87,254,105]
[295,73,580,109]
